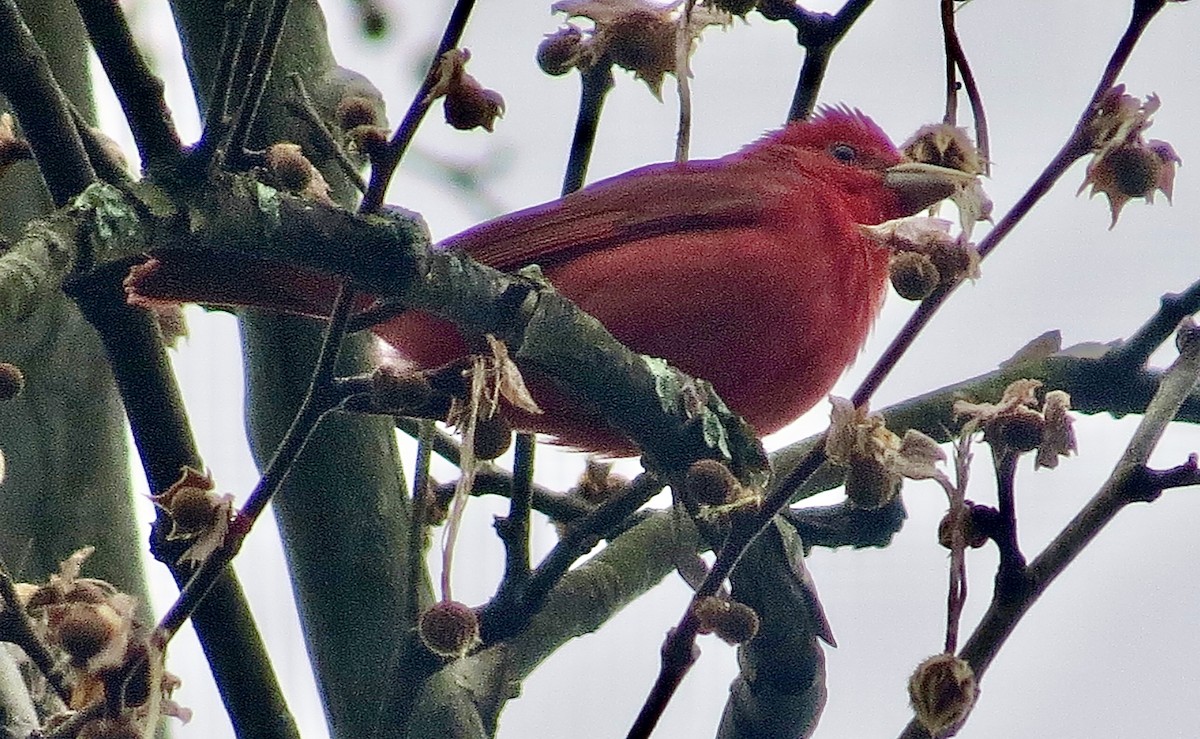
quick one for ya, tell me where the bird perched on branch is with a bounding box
[127,108,973,455]
[377,108,972,452]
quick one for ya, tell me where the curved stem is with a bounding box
[360,0,477,213]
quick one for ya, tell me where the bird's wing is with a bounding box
[441,159,772,271]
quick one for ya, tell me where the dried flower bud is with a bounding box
[685,459,739,506]
[937,504,989,550]
[0,362,24,400]
[264,142,313,192]
[1105,144,1162,197]
[926,238,981,286]
[347,124,391,160]
[56,604,123,666]
[427,49,505,132]
[711,601,760,644]
[472,412,513,460]
[167,484,221,534]
[991,408,1045,453]
[418,600,480,658]
[902,124,986,175]
[444,80,506,132]
[844,454,901,510]
[908,653,977,737]
[1077,87,1180,227]
[602,10,676,96]
[537,25,587,76]
[65,580,111,604]
[890,251,941,301]
[691,595,730,635]
[371,365,434,412]
[336,95,381,130]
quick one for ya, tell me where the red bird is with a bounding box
[378,109,968,453]
[126,108,968,454]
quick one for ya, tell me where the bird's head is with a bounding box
[748,107,977,224]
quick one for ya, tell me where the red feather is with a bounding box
[378,110,928,453]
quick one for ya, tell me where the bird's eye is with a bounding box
[830,143,858,162]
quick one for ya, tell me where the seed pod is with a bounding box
[537,25,585,76]
[0,362,24,400]
[335,95,380,130]
[684,459,739,506]
[890,251,940,301]
[908,653,977,737]
[418,600,480,658]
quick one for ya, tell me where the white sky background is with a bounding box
[91,0,1200,737]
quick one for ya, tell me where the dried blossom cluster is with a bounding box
[10,548,189,736]
[908,652,978,737]
[425,49,506,132]
[865,218,981,302]
[1077,85,1181,227]
[538,0,732,98]
[954,378,1077,468]
[901,123,993,237]
[825,397,950,509]
[150,467,235,566]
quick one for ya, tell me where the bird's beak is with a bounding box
[884,162,978,215]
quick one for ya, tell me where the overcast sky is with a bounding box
[104,1,1200,737]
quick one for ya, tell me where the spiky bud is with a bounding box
[335,95,380,130]
[890,251,941,301]
[418,600,480,658]
[472,413,513,461]
[684,459,739,506]
[0,362,24,400]
[537,25,586,76]
[908,653,977,737]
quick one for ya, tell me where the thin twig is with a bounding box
[287,73,368,193]
[478,474,667,645]
[157,281,355,640]
[898,319,1200,739]
[766,0,875,121]
[497,434,536,596]
[74,0,184,172]
[562,63,615,195]
[226,0,294,162]
[939,0,989,172]
[407,419,435,627]
[990,447,1027,597]
[360,0,478,213]
[851,0,1167,410]
[0,565,73,703]
[1106,276,1200,372]
[194,1,252,165]
[0,0,96,205]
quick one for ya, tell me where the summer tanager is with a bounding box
[126,109,968,454]
[376,109,968,452]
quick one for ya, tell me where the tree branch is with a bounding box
[898,319,1200,738]
[0,0,95,205]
